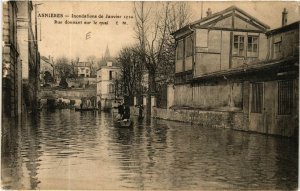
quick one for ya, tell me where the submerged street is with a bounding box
[1,110,298,190]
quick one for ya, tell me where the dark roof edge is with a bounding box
[266,21,300,36]
[190,56,298,82]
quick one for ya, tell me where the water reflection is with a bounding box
[1,110,298,190]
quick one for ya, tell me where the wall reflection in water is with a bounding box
[1,110,298,190]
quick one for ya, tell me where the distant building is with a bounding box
[76,62,91,78]
[67,77,97,89]
[171,6,299,137]
[96,46,121,110]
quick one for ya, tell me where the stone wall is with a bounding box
[40,88,96,100]
[152,107,245,130]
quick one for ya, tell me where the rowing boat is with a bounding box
[114,119,133,128]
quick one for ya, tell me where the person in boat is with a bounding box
[138,104,144,119]
[97,100,101,110]
[86,99,91,109]
[116,101,124,120]
[122,104,130,120]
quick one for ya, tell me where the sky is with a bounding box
[36,1,300,61]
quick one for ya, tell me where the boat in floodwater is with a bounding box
[114,119,133,128]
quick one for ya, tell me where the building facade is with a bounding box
[2,1,40,118]
[2,1,21,118]
[16,0,40,112]
[76,62,91,78]
[172,6,299,137]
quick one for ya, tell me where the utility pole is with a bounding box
[201,1,203,19]
[35,4,38,43]
[34,3,39,111]
[33,3,43,111]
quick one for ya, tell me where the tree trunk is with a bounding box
[146,69,156,119]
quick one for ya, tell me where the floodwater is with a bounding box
[1,110,298,190]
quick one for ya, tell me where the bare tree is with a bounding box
[157,2,192,82]
[70,56,80,79]
[133,2,192,116]
[167,2,191,34]
[116,46,144,105]
[86,55,97,77]
[55,56,74,88]
[134,2,171,117]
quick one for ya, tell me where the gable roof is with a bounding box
[172,6,270,36]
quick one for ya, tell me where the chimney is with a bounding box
[206,8,212,17]
[282,8,288,26]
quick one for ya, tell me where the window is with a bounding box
[9,3,16,44]
[247,36,258,57]
[274,42,282,53]
[86,69,89,73]
[109,71,113,80]
[108,84,115,93]
[185,35,193,57]
[177,40,184,60]
[233,35,245,56]
[251,83,263,113]
[278,80,293,115]
[273,36,282,59]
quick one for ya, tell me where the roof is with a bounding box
[104,45,111,60]
[172,5,270,36]
[266,21,300,36]
[77,62,90,67]
[97,57,120,70]
[97,45,118,69]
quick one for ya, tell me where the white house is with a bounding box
[96,46,121,110]
[76,62,91,77]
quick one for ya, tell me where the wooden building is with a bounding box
[172,6,299,137]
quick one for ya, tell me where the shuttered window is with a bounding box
[278,80,293,115]
[251,83,263,113]
[109,71,112,80]
[177,40,184,60]
[185,35,193,57]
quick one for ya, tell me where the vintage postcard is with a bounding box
[1,0,299,190]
